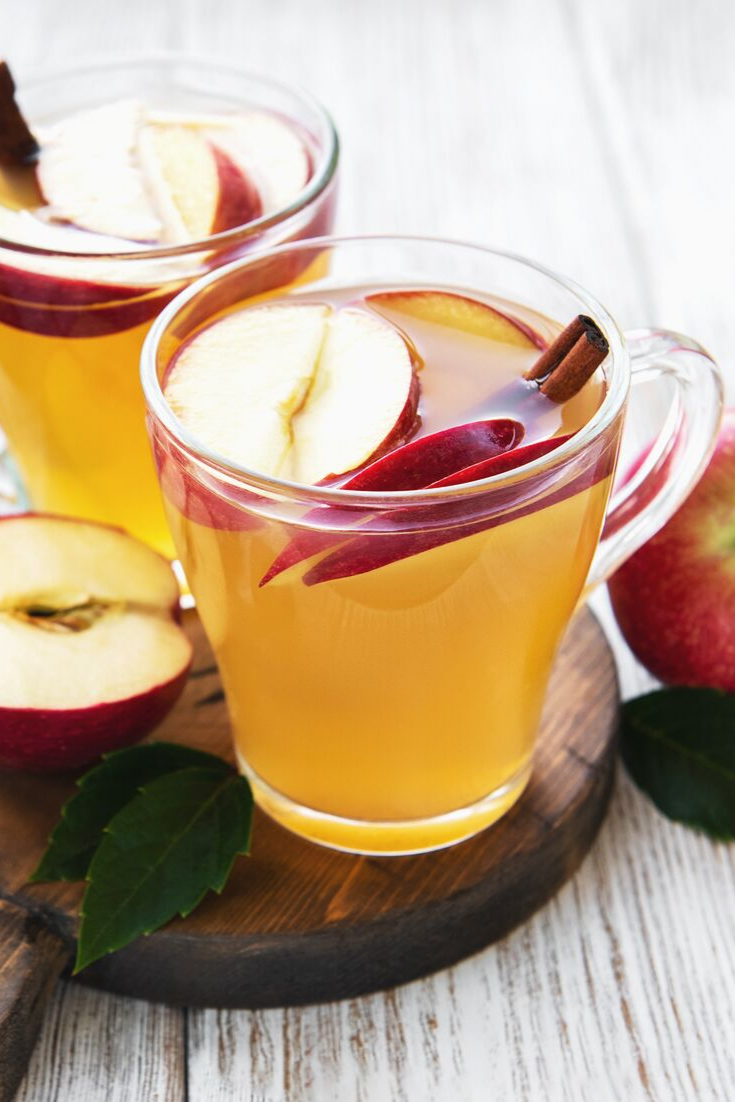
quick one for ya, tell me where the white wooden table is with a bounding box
[6,1,735,1098]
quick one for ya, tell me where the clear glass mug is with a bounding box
[142,237,723,856]
[0,55,338,556]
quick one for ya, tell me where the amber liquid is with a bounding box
[160,286,613,853]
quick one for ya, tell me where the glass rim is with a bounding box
[0,51,339,260]
[141,233,629,509]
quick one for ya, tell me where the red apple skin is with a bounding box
[431,434,572,488]
[0,260,159,306]
[0,664,191,773]
[211,145,262,232]
[340,418,525,492]
[0,286,178,338]
[608,410,735,690]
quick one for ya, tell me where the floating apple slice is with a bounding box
[260,418,525,585]
[0,515,192,772]
[343,418,524,491]
[137,124,261,243]
[36,99,162,241]
[164,303,419,485]
[165,303,329,478]
[206,111,310,213]
[430,434,571,487]
[289,308,420,484]
[367,290,545,350]
[301,434,576,587]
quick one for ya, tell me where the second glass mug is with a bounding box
[142,236,723,856]
[0,55,338,555]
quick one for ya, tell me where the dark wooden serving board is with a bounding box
[0,607,618,1101]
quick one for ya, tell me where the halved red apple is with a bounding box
[367,289,546,350]
[164,303,420,485]
[0,515,192,772]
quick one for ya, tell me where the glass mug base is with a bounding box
[237,752,533,856]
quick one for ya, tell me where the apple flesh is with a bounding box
[367,289,546,350]
[164,303,420,485]
[0,515,192,772]
[608,410,735,690]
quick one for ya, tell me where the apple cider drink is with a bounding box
[0,60,337,556]
[147,251,619,854]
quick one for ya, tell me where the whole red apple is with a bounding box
[608,409,735,689]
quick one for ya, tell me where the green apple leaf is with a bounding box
[620,688,735,840]
[75,767,253,973]
[31,742,232,883]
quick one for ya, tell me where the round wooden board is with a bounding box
[0,607,619,1010]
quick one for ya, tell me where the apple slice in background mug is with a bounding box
[136,122,262,241]
[34,98,305,245]
[0,514,192,772]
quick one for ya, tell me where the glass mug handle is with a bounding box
[588,328,724,587]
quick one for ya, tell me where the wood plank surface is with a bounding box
[4,0,735,1099]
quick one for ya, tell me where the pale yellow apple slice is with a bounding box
[36,99,163,241]
[164,303,419,484]
[287,308,419,484]
[137,124,261,243]
[164,304,330,477]
[0,515,192,772]
[368,290,543,349]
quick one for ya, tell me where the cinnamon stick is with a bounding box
[524,314,608,403]
[0,61,39,166]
